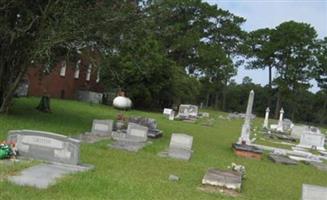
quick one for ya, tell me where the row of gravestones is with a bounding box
[4,119,194,189]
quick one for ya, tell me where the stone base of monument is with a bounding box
[269,153,298,165]
[199,168,242,197]
[8,162,94,189]
[232,143,263,160]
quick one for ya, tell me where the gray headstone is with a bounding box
[178,104,198,118]
[291,125,309,139]
[8,163,93,189]
[127,123,148,142]
[168,133,193,160]
[202,168,242,191]
[91,119,113,136]
[298,133,325,151]
[7,130,80,165]
[302,184,327,200]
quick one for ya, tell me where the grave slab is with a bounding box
[202,168,242,192]
[8,163,93,189]
[269,153,298,165]
[302,184,327,200]
[6,130,93,189]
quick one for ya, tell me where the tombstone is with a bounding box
[7,130,80,165]
[202,168,242,192]
[90,119,113,136]
[297,132,326,151]
[263,107,270,129]
[76,119,113,143]
[282,119,293,132]
[169,111,175,121]
[128,116,163,138]
[177,104,198,119]
[277,108,284,132]
[167,133,193,160]
[302,184,327,200]
[163,108,173,116]
[6,130,93,189]
[109,123,149,152]
[291,125,309,139]
[237,90,255,145]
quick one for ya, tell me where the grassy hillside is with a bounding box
[0,97,326,200]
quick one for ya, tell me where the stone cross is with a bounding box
[277,108,284,132]
[263,107,270,129]
[238,90,255,144]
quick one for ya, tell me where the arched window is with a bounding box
[86,64,92,81]
[74,60,81,79]
[59,61,66,77]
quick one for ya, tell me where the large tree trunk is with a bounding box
[222,85,227,111]
[214,92,219,109]
[320,94,327,125]
[267,66,272,108]
[0,66,27,114]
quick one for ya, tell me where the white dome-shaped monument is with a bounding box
[113,96,132,109]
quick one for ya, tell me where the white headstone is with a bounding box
[168,133,193,160]
[91,119,113,136]
[298,132,325,151]
[163,108,173,115]
[238,90,254,144]
[263,107,270,129]
[178,104,198,118]
[126,123,148,142]
[277,108,284,132]
[169,111,175,121]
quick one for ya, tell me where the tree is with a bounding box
[246,21,318,119]
[271,21,317,119]
[313,37,327,124]
[0,0,96,113]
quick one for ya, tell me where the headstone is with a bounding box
[168,133,193,160]
[237,90,255,144]
[263,107,270,129]
[128,117,162,138]
[6,130,93,189]
[202,168,242,192]
[91,119,113,136]
[169,111,175,121]
[163,108,173,116]
[177,104,198,119]
[302,184,327,200]
[291,125,309,139]
[168,174,180,181]
[126,123,148,142]
[277,108,284,132]
[76,119,113,143]
[7,130,80,165]
[109,123,149,152]
[297,132,325,151]
[283,118,293,132]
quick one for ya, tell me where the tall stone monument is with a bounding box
[277,108,284,132]
[237,90,255,144]
[263,107,270,129]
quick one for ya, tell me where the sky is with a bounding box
[205,0,327,92]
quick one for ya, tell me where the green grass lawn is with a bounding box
[0,97,327,200]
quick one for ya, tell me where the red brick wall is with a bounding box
[26,61,104,99]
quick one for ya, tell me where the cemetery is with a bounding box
[0,97,326,199]
[1,1,326,200]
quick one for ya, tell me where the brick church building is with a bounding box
[23,58,104,102]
